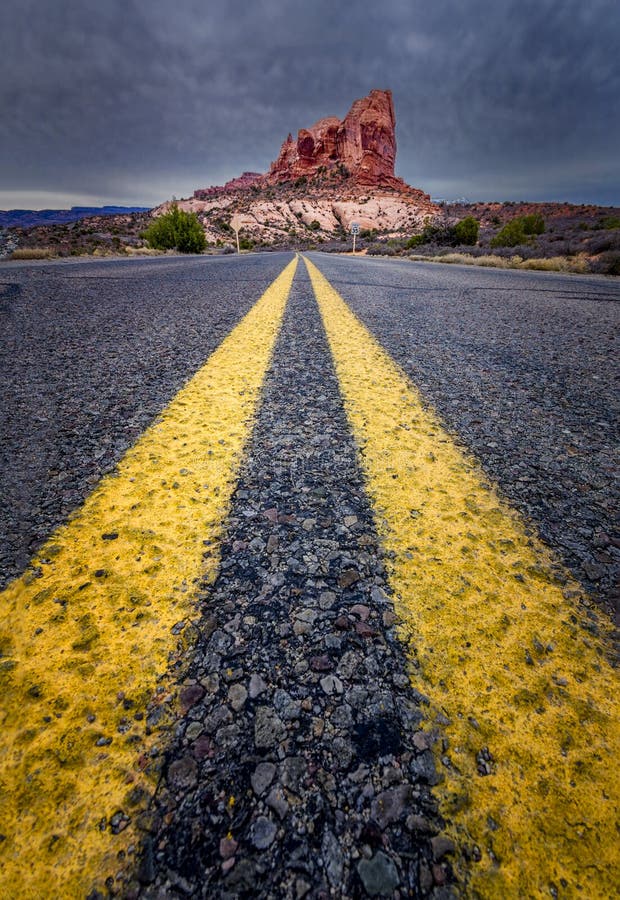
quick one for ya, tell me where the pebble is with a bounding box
[357,851,401,896]
[251,816,277,849]
[251,761,276,796]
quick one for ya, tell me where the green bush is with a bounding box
[601,216,620,230]
[491,214,545,247]
[143,204,206,253]
[521,213,545,235]
[454,216,479,245]
[308,220,321,231]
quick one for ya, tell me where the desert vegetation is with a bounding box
[142,204,206,253]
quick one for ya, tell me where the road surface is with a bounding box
[0,253,618,898]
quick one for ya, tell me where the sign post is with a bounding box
[351,221,360,254]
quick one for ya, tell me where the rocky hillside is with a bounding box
[154,90,440,247]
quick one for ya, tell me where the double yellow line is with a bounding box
[1,255,617,898]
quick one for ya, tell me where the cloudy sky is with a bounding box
[1,0,618,209]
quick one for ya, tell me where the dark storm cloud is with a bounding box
[1,0,618,207]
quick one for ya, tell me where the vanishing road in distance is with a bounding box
[1,252,618,898]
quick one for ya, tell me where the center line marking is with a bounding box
[0,256,297,898]
[305,255,619,899]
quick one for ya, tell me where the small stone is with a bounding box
[338,568,360,589]
[220,836,238,859]
[280,756,307,793]
[266,785,289,819]
[167,757,197,791]
[431,835,456,860]
[254,707,286,749]
[334,615,351,631]
[266,534,279,553]
[221,858,235,875]
[324,633,342,651]
[192,735,213,759]
[273,688,301,720]
[344,515,358,527]
[432,863,447,886]
[293,621,311,636]
[201,673,220,694]
[406,814,434,833]
[310,654,333,672]
[355,621,376,639]
[382,610,398,627]
[249,673,268,698]
[185,721,203,741]
[322,827,344,886]
[228,684,248,712]
[412,731,432,751]
[263,507,278,523]
[320,675,344,696]
[179,683,204,713]
[371,785,412,829]
[409,750,439,785]
[251,816,277,850]
[296,608,318,624]
[318,590,337,609]
[251,761,277,796]
[357,851,400,896]
[350,603,370,621]
[371,585,388,605]
[302,517,316,531]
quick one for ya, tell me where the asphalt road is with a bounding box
[0,253,289,586]
[0,252,618,898]
[2,252,618,610]
[309,254,620,619]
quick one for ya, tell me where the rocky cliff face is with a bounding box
[267,90,401,189]
[158,90,439,245]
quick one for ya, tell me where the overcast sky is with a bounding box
[1,0,618,209]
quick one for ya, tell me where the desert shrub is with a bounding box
[239,237,254,250]
[308,220,321,231]
[491,214,545,247]
[10,247,53,260]
[521,214,545,235]
[143,204,206,253]
[519,256,588,273]
[589,251,620,275]
[454,216,480,245]
[601,216,620,229]
[587,231,620,254]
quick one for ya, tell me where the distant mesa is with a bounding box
[0,206,149,229]
[167,90,438,243]
[268,89,401,189]
[194,89,425,200]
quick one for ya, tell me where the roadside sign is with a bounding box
[351,222,360,235]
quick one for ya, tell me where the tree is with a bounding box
[143,203,206,253]
[454,216,479,245]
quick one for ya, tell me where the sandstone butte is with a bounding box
[154,90,440,244]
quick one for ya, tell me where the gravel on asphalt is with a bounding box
[126,265,454,899]
[309,254,620,624]
[0,253,291,588]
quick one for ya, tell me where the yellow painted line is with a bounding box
[305,256,620,898]
[0,257,297,898]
